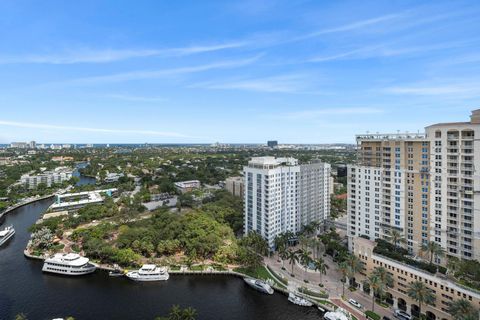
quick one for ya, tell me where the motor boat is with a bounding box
[243,277,274,294]
[287,292,313,307]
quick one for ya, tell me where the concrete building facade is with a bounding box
[244,157,331,247]
[348,109,480,263]
[225,176,244,197]
[353,237,480,320]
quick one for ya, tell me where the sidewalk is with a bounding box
[265,253,395,319]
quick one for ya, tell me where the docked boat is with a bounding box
[126,264,169,281]
[324,307,351,320]
[109,264,124,277]
[287,292,313,307]
[0,225,15,247]
[42,253,96,276]
[243,277,274,294]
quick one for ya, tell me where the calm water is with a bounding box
[0,199,322,320]
[73,162,96,186]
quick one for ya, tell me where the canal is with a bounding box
[0,199,322,320]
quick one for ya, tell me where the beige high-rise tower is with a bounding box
[348,109,480,263]
[347,132,429,256]
[425,109,480,262]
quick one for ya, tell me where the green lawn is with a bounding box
[234,266,287,288]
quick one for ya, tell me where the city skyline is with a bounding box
[1,1,480,143]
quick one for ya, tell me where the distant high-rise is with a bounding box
[10,142,28,149]
[267,140,278,148]
[29,141,36,149]
[347,109,480,262]
[244,157,330,247]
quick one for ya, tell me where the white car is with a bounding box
[348,298,363,309]
[394,309,412,320]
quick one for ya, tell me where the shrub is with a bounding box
[365,310,380,320]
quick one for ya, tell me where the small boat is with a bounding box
[109,264,124,277]
[126,264,169,281]
[0,225,15,247]
[243,277,274,294]
[288,292,313,307]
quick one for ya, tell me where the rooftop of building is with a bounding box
[356,132,426,141]
[247,156,298,166]
[426,109,480,127]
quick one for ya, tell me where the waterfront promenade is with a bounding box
[264,254,395,320]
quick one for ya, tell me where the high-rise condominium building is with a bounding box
[348,109,480,262]
[244,157,331,247]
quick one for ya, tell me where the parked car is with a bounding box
[348,298,363,309]
[394,309,412,320]
[382,317,391,320]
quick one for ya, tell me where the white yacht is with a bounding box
[42,253,96,276]
[244,277,274,294]
[287,292,313,307]
[324,308,352,320]
[126,264,169,281]
[0,225,15,247]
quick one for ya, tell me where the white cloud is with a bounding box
[67,55,262,84]
[384,83,480,96]
[0,120,189,138]
[104,94,167,103]
[191,74,321,94]
[0,42,247,64]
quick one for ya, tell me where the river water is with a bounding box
[0,199,322,320]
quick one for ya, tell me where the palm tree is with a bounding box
[286,249,299,277]
[345,254,362,287]
[312,238,323,259]
[298,249,313,283]
[338,261,349,297]
[407,281,435,319]
[365,274,384,312]
[181,307,197,320]
[284,230,295,247]
[446,256,459,276]
[274,234,286,258]
[420,241,444,265]
[15,314,28,320]
[448,299,478,320]
[278,246,288,270]
[169,305,183,320]
[313,257,329,286]
[372,266,393,288]
[388,229,406,251]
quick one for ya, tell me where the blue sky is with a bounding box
[0,0,479,144]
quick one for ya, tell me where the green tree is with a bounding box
[447,299,478,320]
[420,241,444,265]
[372,266,393,289]
[338,261,349,297]
[388,229,406,252]
[278,245,288,270]
[298,248,312,283]
[313,257,329,285]
[364,274,384,312]
[345,254,362,287]
[407,281,435,319]
[286,249,299,277]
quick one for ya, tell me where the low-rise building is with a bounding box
[225,176,244,197]
[104,172,124,183]
[174,180,201,193]
[20,167,73,189]
[353,236,480,320]
[49,188,117,213]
